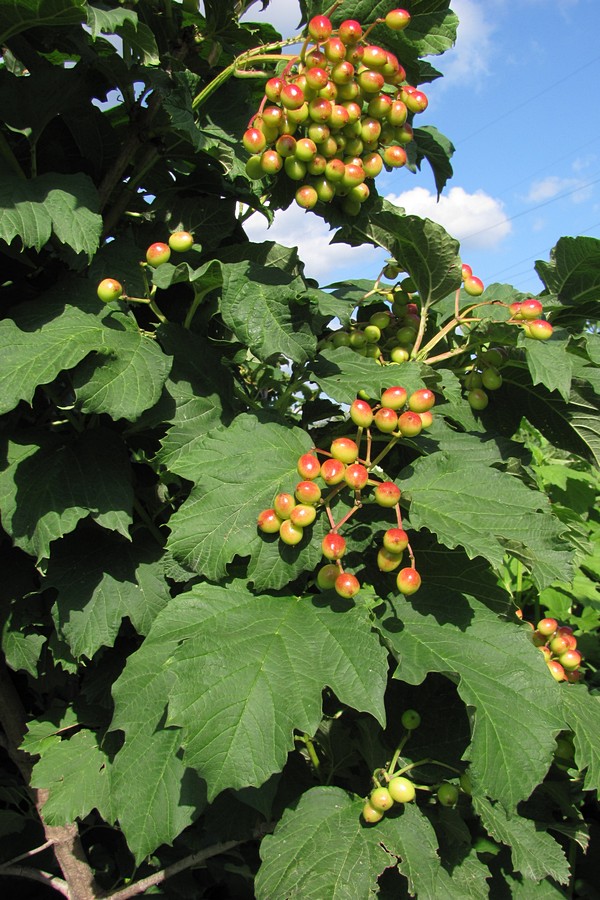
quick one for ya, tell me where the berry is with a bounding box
[528,319,553,341]
[459,773,472,795]
[295,481,322,504]
[385,9,411,31]
[374,407,398,433]
[377,547,403,572]
[396,567,421,595]
[383,145,407,168]
[547,659,566,682]
[322,532,346,560]
[468,389,489,411]
[437,783,459,807]
[260,149,283,175]
[383,528,409,553]
[374,482,401,508]
[370,787,393,812]
[338,19,362,43]
[362,801,383,823]
[461,263,472,280]
[317,563,340,591]
[509,301,523,319]
[401,709,421,730]
[146,242,171,267]
[97,278,123,303]
[168,230,194,252]
[559,649,582,670]
[290,504,317,527]
[350,398,374,428]
[408,389,435,413]
[381,386,408,410]
[388,776,415,803]
[419,410,434,428]
[330,437,359,464]
[279,519,304,545]
[257,508,282,534]
[297,453,320,480]
[295,185,319,210]
[335,571,360,598]
[397,411,423,437]
[345,463,369,490]
[550,635,571,655]
[320,458,347,485]
[243,128,267,154]
[520,298,544,320]
[481,367,502,391]
[273,492,296,519]
[537,617,558,636]
[281,82,306,110]
[308,14,333,41]
[463,275,484,296]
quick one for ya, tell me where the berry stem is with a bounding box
[410,299,431,357]
[332,500,362,531]
[368,434,400,471]
[296,733,322,779]
[184,285,214,330]
[396,758,462,777]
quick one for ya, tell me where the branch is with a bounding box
[104,840,242,899]
[0,865,70,898]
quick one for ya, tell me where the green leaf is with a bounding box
[0,429,133,561]
[412,125,455,197]
[85,3,138,37]
[46,530,169,659]
[379,592,564,809]
[520,328,573,401]
[535,236,600,324]
[0,172,101,260]
[30,729,114,826]
[332,198,461,304]
[0,296,101,415]
[402,451,573,590]
[0,0,85,43]
[219,261,317,363]
[473,797,570,884]
[1,611,45,676]
[72,312,173,422]
[162,583,388,799]
[310,349,426,406]
[166,414,316,586]
[559,685,600,795]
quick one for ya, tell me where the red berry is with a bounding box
[520,298,544,320]
[295,481,322,505]
[374,482,401,508]
[308,14,332,41]
[264,77,284,101]
[461,263,472,280]
[257,508,282,534]
[382,145,407,168]
[463,275,484,296]
[381,386,408,410]
[281,82,305,110]
[537,618,558,637]
[397,567,421,595]
[335,571,360,598]
[397,411,423,437]
[383,528,409,553]
[344,463,369,490]
[330,437,359,464]
[273,492,296,519]
[527,319,553,341]
[146,242,171,267]
[350,398,373,428]
[297,453,320,480]
[338,19,362,43]
[97,278,123,303]
[374,407,398,433]
[322,532,346,560]
[320,458,346,485]
[408,389,435,413]
[243,128,267,154]
[290,504,317,527]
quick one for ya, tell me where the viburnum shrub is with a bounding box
[0,1,598,899]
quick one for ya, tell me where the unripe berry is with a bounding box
[322,532,346,560]
[290,503,317,527]
[324,37,346,62]
[374,482,401,508]
[382,145,407,168]
[320,458,346,485]
[338,19,362,44]
[401,709,421,730]
[388,776,415,803]
[297,453,320,480]
[257,508,282,534]
[408,389,435,413]
[385,9,411,31]
[468,389,489,411]
[437,783,459,807]
[260,149,283,175]
[295,481,322,504]
[146,242,171,267]
[547,659,566,682]
[396,567,421,595]
[97,278,123,303]
[243,127,267,154]
[374,407,398,433]
[345,463,369,490]
[295,185,318,209]
[461,263,472,280]
[381,385,408,410]
[168,230,194,252]
[537,617,558,636]
[383,528,409,553]
[419,411,433,428]
[377,547,403,572]
[404,90,428,113]
[264,77,284,101]
[335,571,360,598]
[398,411,423,437]
[350,398,374,428]
[317,563,339,590]
[528,319,553,341]
[273,492,296,519]
[370,787,393,812]
[520,298,544,320]
[559,649,582,670]
[463,275,484,296]
[279,519,304,545]
[481,367,502,391]
[280,82,305,110]
[362,801,383,823]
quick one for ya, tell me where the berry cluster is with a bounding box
[530,617,583,683]
[96,232,194,303]
[507,297,553,341]
[462,345,507,411]
[257,386,435,598]
[243,10,425,214]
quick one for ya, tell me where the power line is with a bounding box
[487,221,600,283]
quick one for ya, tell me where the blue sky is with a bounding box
[240,0,600,295]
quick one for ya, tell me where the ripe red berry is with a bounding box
[335,571,360,598]
[383,528,409,553]
[527,319,553,341]
[97,278,123,303]
[295,481,322,504]
[374,482,401,508]
[338,19,362,43]
[463,275,484,296]
[330,437,359,464]
[322,532,346,560]
[297,453,320,480]
[344,463,369,490]
[308,14,333,41]
[397,411,423,437]
[537,617,558,636]
[374,407,398,433]
[381,386,408,410]
[397,567,421,595]
[520,298,544,320]
[146,242,171,267]
[408,389,435,413]
[320,458,346,485]
[257,508,282,534]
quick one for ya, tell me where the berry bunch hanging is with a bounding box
[530,617,584,683]
[257,386,435,598]
[243,10,426,214]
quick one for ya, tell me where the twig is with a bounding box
[0,865,70,898]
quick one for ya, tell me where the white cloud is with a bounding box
[525,175,593,204]
[438,0,496,86]
[242,205,381,283]
[386,186,511,248]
